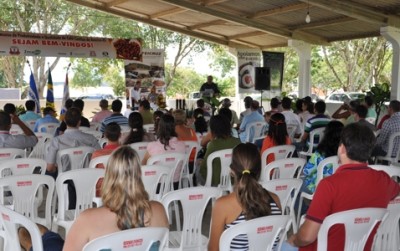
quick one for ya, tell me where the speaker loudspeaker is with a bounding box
[255,67,270,91]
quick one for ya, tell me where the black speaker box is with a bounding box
[255,67,270,91]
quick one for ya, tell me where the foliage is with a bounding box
[367,83,391,125]
[103,65,125,97]
[208,45,236,78]
[70,59,103,88]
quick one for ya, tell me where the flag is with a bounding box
[46,68,55,110]
[60,70,70,115]
[28,70,41,113]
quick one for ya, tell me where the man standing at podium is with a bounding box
[200,76,220,98]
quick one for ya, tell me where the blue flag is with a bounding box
[28,71,41,113]
[60,71,70,115]
[46,69,55,110]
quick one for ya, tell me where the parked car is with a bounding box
[325,92,365,103]
[78,94,115,100]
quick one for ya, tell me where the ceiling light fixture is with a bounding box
[305,1,311,23]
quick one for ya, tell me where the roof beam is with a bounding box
[249,3,309,19]
[228,31,265,40]
[65,0,258,48]
[150,7,186,19]
[290,17,355,30]
[106,0,130,8]
[300,0,400,28]
[201,0,229,6]
[189,19,227,30]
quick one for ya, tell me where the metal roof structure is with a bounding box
[65,0,400,48]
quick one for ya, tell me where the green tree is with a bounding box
[104,65,125,97]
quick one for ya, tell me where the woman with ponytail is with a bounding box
[261,112,291,164]
[208,143,282,251]
[63,146,168,251]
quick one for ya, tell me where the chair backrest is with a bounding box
[9,124,24,135]
[37,122,59,135]
[0,205,43,251]
[315,156,340,188]
[24,120,37,131]
[379,131,400,163]
[98,138,108,148]
[205,148,233,192]
[219,215,291,251]
[141,165,173,201]
[0,174,54,228]
[90,122,100,131]
[183,140,200,162]
[56,146,96,173]
[0,158,46,177]
[373,195,400,251]
[29,133,53,159]
[245,121,267,143]
[84,130,103,140]
[261,145,296,165]
[0,148,26,161]
[370,164,400,179]
[147,152,186,188]
[161,187,222,249]
[300,127,325,157]
[261,158,306,181]
[286,124,297,142]
[55,168,105,232]
[130,142,150,162]
[195,132,204,146]
[143,124,155,133]
[88,155,111,169]
[317,208,388,251]
[260,178,303,215]
[82,227,169,251]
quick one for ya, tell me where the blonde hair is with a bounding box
[101,146,151,230]
[172,109,186,125]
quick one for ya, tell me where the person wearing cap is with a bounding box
[34,107,60,133]
[239,100,264,142]
[199,75,220,98]
[220,98,239,127]
[92,99,112,123]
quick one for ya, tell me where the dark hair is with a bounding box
[124,112,145,144]
[295,99,303,114]
[25,100,36,111]
[209,115,231,139]
[389,100,400,112]
[340,123,376,162]
[105,122,121,142]
[0,111,11,130]
[65,107,82,127]
[43,107,55,115]
[267,113,288,146]
[303,96,312,104]
[193,108,207,133]
[196,99,205,108]
[251,100,260,110]
[218,107,232,122]
[307,102,314,114]
[65,99,74,109]
[314,100,326,114]
[153,110,164,134]
[317,121,344,157]
[270,98,280,109]
[231,143,273,219]
[355,105,368,119]
[281,97,292,110]
[100,99,109,109]
[364,96,374,107]
[349,100,360,111]
[112,99,123,112]
[140,100,150,110]
[73,99,85,111]
[157,114,177,150]
[3,103,16,115]
[244,96,253,109]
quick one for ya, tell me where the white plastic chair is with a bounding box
[317,208,388,251]
[29,132,53,159]
[219,215,291,251]
[53,168,105,234]
[0,148,26,161]
[79,126,91,132]
[147,153,187,190]
[88,155,111,169]
[143,124,155,133]
[90,122,100,131]
[0,205,43,251]
[181,141,200,188]
[37,122,59,135]
[287,124,298,142]
[24,119,37,131]
[142,165,173,201]
[9,124,24,135]
[195,132,204,146]
[56,146,95,174]
[261,158,306,182]
[205,149,233,193]
[161,187,222,250]
[261,145,296,165]
[260,178,303,233]
[0,174,54,229]
[244,121,267,143]
[297,156,339,227]
[130,142,150,162]
[370,164,400,179]
[375,132,400,164]
[83,227,169,251]
[373,195,400,251]
[0,158,46,176]
[299,127,325,158]
[84,130,103,140]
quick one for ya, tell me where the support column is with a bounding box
[381,26,400,100]
[288,39,312,98]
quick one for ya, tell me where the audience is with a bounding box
[281,97,302,139]
[63,146,169,251]
[208,143,282,251]
[58,99,90,134]
[19,100,41,122]
[269,97,281,115]
[59,98,73,122]
[173,109,197,142]
[239,100,264,142]
[139,100,154,125]
[34,107,60,133]
[123,112,154,144]
[3,103,17,116]
[331,100,359,125]
[91,99,112,123]
[100,99,129,133]
[364,95,377,121]
[238,96,253,128]
[0,111,38,149]
[354,104,375,131]
[152,110,164,135]
[220,98,239,127]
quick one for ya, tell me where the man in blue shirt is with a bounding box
[34,107,60,133]
[239,100,264,142]
[19,100,41,122]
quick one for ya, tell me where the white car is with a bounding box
[325,92,365,103]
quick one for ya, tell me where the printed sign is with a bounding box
[354,217,370,224]
[17,181,32,187]
[257,225,273,233]
[189,194,204,200]
[123,239,143,248]
[237,49,262,94]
